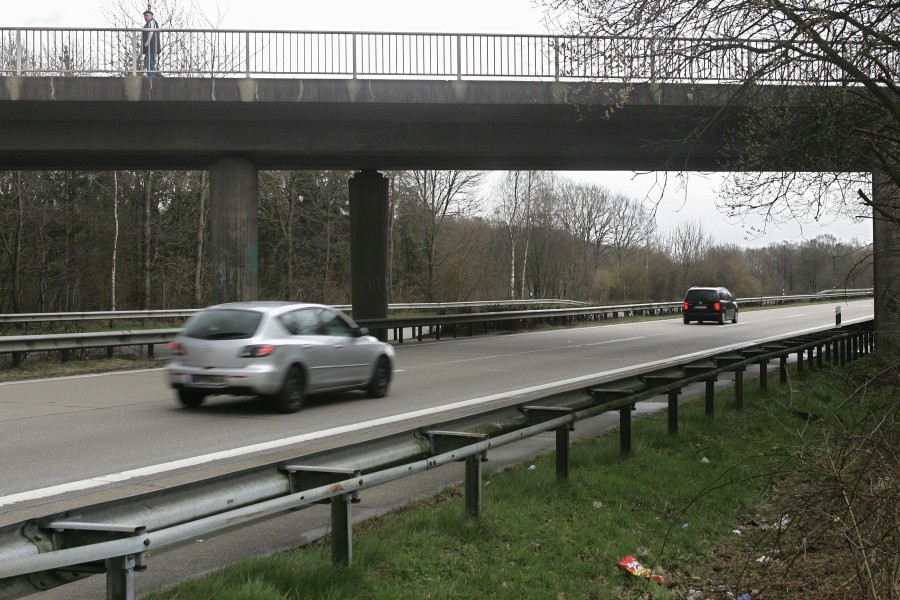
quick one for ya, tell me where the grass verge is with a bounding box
[143,351,898,600]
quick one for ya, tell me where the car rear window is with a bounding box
[183,309,262,340]
[686,290,718,303]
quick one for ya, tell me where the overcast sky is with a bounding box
[6,0,874,248]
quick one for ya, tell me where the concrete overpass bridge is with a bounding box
[0,28,895,343]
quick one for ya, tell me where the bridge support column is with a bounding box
[209,158,259,304]
[349,170,390,329]
[873,172,900,350]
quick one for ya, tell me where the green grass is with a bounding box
[143,354,892,600]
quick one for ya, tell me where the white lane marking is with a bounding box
[414,336,648,368]
[0,369,159,387]
[0,316,872,507]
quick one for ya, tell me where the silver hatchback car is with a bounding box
[165,301,395,413]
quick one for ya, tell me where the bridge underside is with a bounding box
[0,77,749,172]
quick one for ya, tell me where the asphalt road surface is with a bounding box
[0,300,874,598]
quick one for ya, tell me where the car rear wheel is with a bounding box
[732,311,739,324]
[683,316,690,324]
[177,389,206,409]
[366,356,392,398]
[718,311,726,325]
[273,366,305,413]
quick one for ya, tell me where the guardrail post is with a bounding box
[840,338,847,366]
[619,405,631,454]
[667,389,680,435]
[705,379,715,416]
[555,425,570,479]
[105,554,136,600]
[780,355,787,383]
[734,368,744,409]
[758,358,768,390]
[797,349,804,373]
[465,453,483,517]
[331,494,352,566]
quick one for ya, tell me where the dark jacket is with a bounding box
[142,19,162,55]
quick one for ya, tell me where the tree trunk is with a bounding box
[142,170,152,310]
[194,171,208,307]
[111,171,119,311]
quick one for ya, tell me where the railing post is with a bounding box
[132,32,138,76]
[352,34,358,79]
[245,31,250,77]
[554,37,560,82]
[456,35,462,80]
[16,30,22,75]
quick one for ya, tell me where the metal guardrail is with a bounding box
[0,299,585,326]
[363,292,873,342]
[0,28,886,82]
[0,320,876,599]
[0,292,874,365]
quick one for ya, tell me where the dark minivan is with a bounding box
[682,287,738,324]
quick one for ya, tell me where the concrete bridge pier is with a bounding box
[210,158,259,304]
[873,171,900,350]
[349,170,390,330]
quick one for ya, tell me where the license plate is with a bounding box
[192,374,224,385]
[695,304,706,309]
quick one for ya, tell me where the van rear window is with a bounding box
[686,290,717,303]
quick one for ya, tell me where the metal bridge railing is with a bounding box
[0,28,887,83]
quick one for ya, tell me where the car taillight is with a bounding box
[714,301,721,311]
[168,341,186,355]
[683,301,689,311]
[239,345,276,358]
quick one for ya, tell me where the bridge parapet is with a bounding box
[0,28,875,83]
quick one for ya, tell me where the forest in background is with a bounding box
[0,168,873,313]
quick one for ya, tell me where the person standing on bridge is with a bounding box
[142,7,162,77]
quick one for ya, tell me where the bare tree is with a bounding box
[0,172,25,313]
[493,171,544,299]
[396,170,485,302]
[541,0,897,341]
[607,194,656,299]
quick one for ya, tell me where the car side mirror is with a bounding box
[355,326,370,338]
